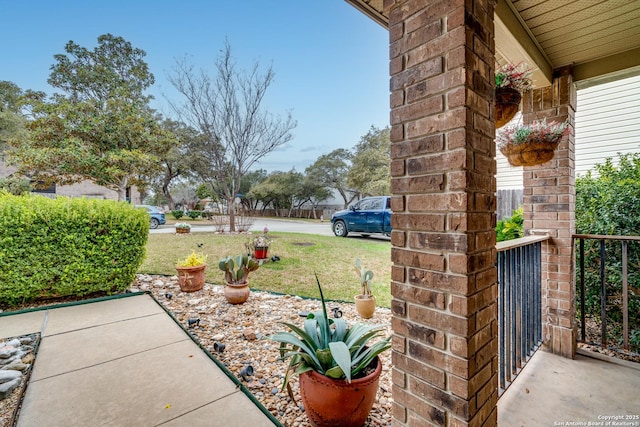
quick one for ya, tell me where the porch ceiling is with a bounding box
[345,0,640,88]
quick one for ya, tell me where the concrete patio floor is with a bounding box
[3,292,639,426]
[498,348,640,426]
[0,293,278,427]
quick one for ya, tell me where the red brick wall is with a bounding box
[385,0,498,425]
[522,66,577,358]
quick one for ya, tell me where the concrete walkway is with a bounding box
[0,294,278,427]
[498,348,640,426]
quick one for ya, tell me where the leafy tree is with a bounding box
[148,118,202,209]
[306,148,356,209]
[297,175,332,218]
[0,81,28,155]
[240,169,268,211]
[7,34,175,200]
[347,125,391,197]
[171,180,199,209]
[248,170,301,216]
[576,153,640,350]
[168,41,296,231]
[0,175,32,195]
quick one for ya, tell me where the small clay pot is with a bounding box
[176,264,206,292]
[354,295,376,319]
[224,281,250,304]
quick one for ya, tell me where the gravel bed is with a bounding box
[5,275,636,426]
[134,274,394,427]
[1,274,394,427]
[578,316,640,363]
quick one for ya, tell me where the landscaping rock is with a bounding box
[0,371,21,384]
[0,378,21,399]
[135,274,394,427]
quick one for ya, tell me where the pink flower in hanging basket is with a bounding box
[496,63,533,92]
[497,119,569,149]
[497,119,570,167]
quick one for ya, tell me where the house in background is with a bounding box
[345,0,640,426]
[497,72,640,218]
[0,158,141,203]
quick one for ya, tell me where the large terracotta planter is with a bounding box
[354,295,376,319]
[299,357,382,427]
[254,247,269,260]
[176,227,190,234]
[495,87,522,128]
[176,264,206,292]
[224,281,250,304]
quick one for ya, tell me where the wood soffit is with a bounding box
[345,0,640,88]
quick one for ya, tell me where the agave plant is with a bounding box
[218,254,260,284]
[268,274,391,387]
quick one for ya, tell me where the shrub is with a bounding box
[0,176,32,195]
[496,207,523,242]
[576,153,640,351]
[0,194,149,307]
[172,210,184,219]
[187,210,201,219]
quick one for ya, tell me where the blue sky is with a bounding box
[0,1,390,173]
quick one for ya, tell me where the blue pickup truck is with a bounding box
[331,196,392,237]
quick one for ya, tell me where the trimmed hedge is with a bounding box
[0,194,149,306]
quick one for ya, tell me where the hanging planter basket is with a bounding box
[499,140,560,166]
[497,119,569,167]
[495,87,522,128]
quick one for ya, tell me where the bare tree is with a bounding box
[167,41,296,231]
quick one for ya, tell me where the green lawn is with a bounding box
[139,232,392,307]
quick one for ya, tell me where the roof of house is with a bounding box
[346,0,640,87]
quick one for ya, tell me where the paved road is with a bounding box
[150,218,335,236]
[150,218,390,241]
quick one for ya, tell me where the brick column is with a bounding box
[522,66,577,358]
[385,0,498,425]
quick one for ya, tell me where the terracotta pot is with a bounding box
[224,281,250,304]
[495,87,522,128]
[354,295,376,319]
[254,247,269,259]
[299,357,382,427]
[176,264,206,292]
[176,227,190,234]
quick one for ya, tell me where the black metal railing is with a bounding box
[574,234,640,352]
[497,235,547,395]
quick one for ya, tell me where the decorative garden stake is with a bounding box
[239,365,254,381]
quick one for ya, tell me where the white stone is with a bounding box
[0,377,21,399]
[0,370,21,383]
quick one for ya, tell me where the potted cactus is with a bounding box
[176,251,207,292]
[246,227,272,260]
[218,254,260,304]
[268,275,391,427]
[354,259,376,319]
